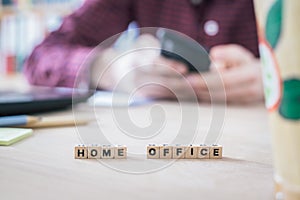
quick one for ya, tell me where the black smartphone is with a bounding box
[157,28,210,72]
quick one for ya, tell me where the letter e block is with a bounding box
[115,145,127,159]
[210,145,223,159]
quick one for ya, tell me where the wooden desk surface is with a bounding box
[0,99,274,200]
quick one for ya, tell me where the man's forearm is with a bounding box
[24,42,93,88]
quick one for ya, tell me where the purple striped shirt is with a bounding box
[24,0,259,87]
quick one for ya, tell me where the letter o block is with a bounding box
[147,145,160,159]
[88,145,101,159]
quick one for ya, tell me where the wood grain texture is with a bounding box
[0,79,273,200]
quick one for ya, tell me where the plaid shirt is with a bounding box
[24,0,259,87]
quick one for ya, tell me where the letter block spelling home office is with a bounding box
[74,144,222,159]
[147,144,223,159]
[75,145,127,159]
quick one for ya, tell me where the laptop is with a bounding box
[0,87,92,116]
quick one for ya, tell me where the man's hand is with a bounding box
[92,37,264,104]
[91,34,193,100]
[186,44,264,104]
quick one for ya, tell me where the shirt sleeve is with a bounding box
[24,0,134,88]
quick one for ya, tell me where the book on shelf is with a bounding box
[0,0,83,75]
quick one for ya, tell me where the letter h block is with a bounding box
[75,145,88,159]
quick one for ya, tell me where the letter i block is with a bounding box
[172,144,185,159]
[159,144,173,159]
[147,144,160,159]
[101,145,115,159]
[114,145,127,159]
[75,145,88,159]
[185,145,198,159]
[88,145,101,159]
[209,145,223,159]
[197,145,210,159]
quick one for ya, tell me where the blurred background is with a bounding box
[0,0,84,75]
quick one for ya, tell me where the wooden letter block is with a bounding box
[147,144,160,159]
[74,144,224,160]
[159,144,173,159]
[75,145,88,159]
[172,144,185,159]
[197,145,210,159]
[185,145,198,159]
[88,145,101,159]
[101,145,115,159]
[209,145,223,159]
[114,145,127,159]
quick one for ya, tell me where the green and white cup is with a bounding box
[254,0,300,199]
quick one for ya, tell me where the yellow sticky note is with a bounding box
[0,128,33,146]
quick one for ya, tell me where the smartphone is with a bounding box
[157,28,210,72]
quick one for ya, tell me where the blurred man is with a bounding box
[24,0,264,104]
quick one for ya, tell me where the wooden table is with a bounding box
[0,96,274,200]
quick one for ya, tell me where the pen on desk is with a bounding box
[0,115,40,127]
[16,116,89,128]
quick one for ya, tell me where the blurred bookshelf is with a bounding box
[0,0,84,75]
